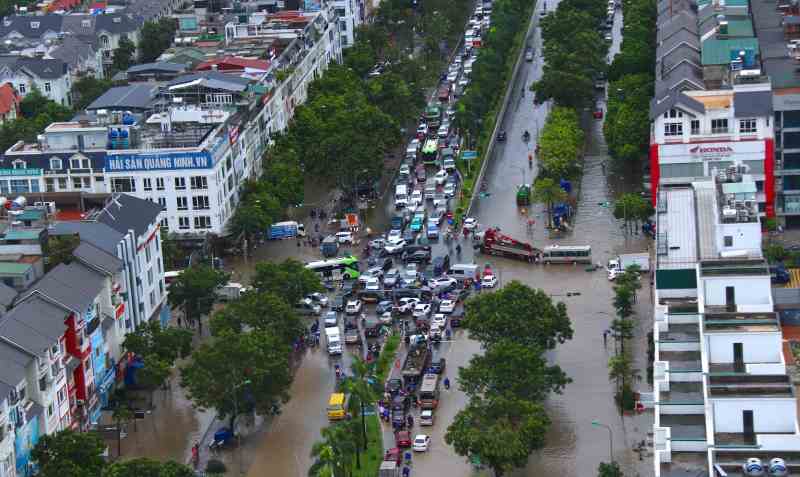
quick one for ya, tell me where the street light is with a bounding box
[591,420,614,464]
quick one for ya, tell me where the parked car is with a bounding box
[525,47,534,61]
[395,431,412,448]
[331,293,347,312]
[335,231,354,244]
[345,328,361,345]
[429,277,457,290]
[384,268,400,287]
[420,409,435,426]
[481,274,498,288]
[413,303,432,319]
[429,358,446,374]
[385,238,406,254]
[413,435,431,452]
[345,299,362,315]
[398,297,421,313]
[434,169,448,185]
[427,223,440,240]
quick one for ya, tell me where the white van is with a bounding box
[395,184,409,209]
[449,263,479,281]
[325,327,342,355]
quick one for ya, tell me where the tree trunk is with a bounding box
[360,401,367,450]
[229,412,237,436]
[117,422,122,458]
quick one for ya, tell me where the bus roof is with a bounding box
[543,245,591,251]
[420,373,439,392]
[305,256,358,269]
[164,270,183,278]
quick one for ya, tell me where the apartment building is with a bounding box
[652,172,800,476]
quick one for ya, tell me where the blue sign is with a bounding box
[15,415,39,476]
[106,151,212,172]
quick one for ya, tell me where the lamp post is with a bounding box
[591,420,614,464]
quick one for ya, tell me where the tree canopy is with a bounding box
[251,258,323,304]
[166,264,229,325]
[31,430,107,477]
[139,19,177,64]
[210,291,303,345]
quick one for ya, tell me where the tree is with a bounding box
[122,320,193,363]
[532,177,568,228]
[613,193,653,234]
[19,88,72,120]
[598,461,624,477]
[344,357,379,457]
[46,234,80,270]
[252,259,323,305]
[445,395,550,477]
[180,329,293,431]
[112,403,134,458]
[72,77,113,111]
[458,340,570,401]
[463,281,573,350]
[112,37,136,73]
[309,421,360,477]
[167,264,229,327]
[210,291,304,345]
[160,230,183,270]
[32,429,106,477]
[138,18,177,64]
[102,458,195,477]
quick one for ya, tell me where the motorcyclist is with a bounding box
[456,243,462,255]
[523,130,530,141]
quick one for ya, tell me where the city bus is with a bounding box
[424,105,441,128]
[164,270,183,288]
[541,245,592,264]
[421,139,439,166]
[305,256,361,280]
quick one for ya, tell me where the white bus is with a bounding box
[305,256,361,281]
[164,270,183,288]
[542,245,592,264]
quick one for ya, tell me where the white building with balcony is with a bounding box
[651,172,800,476]
[650,85,776,217]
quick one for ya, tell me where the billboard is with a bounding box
[106,151,212,172]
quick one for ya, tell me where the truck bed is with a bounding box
[401,347,429,377]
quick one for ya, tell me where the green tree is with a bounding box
[102,458,195,477]
[210,291,303,345]
[112,37,137,73]
[167,264,229,327]
[309,420,360,477]
[111,403,134,458]
[252,258,323,305]
[72,77,113,111]
[138,18,177,64]
[463,281,573,350]
[122,320,193,363]
[458,340,570,401]
[598,461,624,477]
[46,234,80,270]
[344,357,379,458]
[445,395,550,477]
[20,88,72,119]
[160,230,182,270]
[32,429,106,477]
[180,329,293,431]
[613,193,653,233]
[532,177,568,228]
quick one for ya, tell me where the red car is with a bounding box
[593,108,604,119]
[395,430,412,448]
[384,447,402,464]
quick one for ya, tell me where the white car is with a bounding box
[434,169,448,185]
[437,125,449,138]
[323,311,338,327]
[447,71,458,82]
[413,434,431,452]
[307,292,329,307]
[387,229,402,241]
[443,182,456,198]
[431,313,447,328]
[399,164,411,176]
[458,77,470,88]
[384,268,400,287]
[420,409,434,426]
[428,277,457,290]
[417,123,429,136]
[345,299,362,315]
[335,231,354,244]
[463,217,478,230]
[439,299,456,313]
[481,274,498,288]
[384,238,406,254]
[410,190,423,206]
[369,238,387,250]
[365,277,381,292]
[413,303,432,319]
[398,297,421,313]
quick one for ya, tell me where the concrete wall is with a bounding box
[703,276,772,307]
[706,332,782,363]
[712,398,797,433]
[715,221,762,253]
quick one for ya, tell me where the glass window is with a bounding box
[44,82,51,93]
[31,180,39,192]
[58,177,67,190]
[724,236,733,246]
[178,217,190,229]
[192,196,209,209]
[72,177,82,189]
[191,176,208,189]
[739,118,757,134]
[50,158,62,169]
[690,120,700,135]
[157,197,166,209]
[174,177,186,190]
[711,118,729,134]
[111,177,135,192]
[160,217,169,230]
[176,196,188,210]
[664,123,682,136]
[45,178,55,192]
[193,216,212,229]
[0,180,8,194]
[10,179,28,193]
[82,177,91,188]
[156,178,165,190]
[143,178,152,191]
[12,160,25,169]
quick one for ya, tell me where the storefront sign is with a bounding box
[659,140,765,164]
[0,168,42,176]
[106,151,212,172]
[689,144,734,160]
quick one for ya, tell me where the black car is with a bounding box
[404,244,432,254]
[376,300,394,315]
[344,317,358,331]
[497,130,506,141]
[404,250,431,263]
[387,378,403,395]
[331,293,346,312]
[428,358,446,374]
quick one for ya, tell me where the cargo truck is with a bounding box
[402,343,431,385]
[607,252,651,280]
[325,327,342,355]
[478,228,541,262]
[268,221,305,240]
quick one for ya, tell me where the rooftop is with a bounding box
[707,374,794,397]
[0,262,32,275]
[703,311,779,332]
[656,187,698,269]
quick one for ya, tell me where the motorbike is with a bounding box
[523,130,531,142]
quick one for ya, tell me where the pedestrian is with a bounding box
[444,377,450,390]
[603,329,609,347]
[191,442,199,468]
[403,465,411,477]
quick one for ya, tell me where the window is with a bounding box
[664,122,683,136]
[194,216,212,229]
[149,290,156,308]
[160,217,169,230]
[45,178,55,192]
[711,118,729,134]
[30,21,39,29]
[143,178,152,191]
[44,82,51,93]
[176,196,188,210]
[82,177,91,189]
[10,180,28,193]
[18,83,25,94]
[178,217,190,229]
[663,109,683,119]
[47,404,53,417]
[81,19,91,27]
[145,244,151,262]
[147,267,153,285]
[101,36,109,47]
[50,158,62,170]
[111,177,136,192]
[190,176,208,190]
[157,197,166,209]
[174,177,186,190]
[0,181,8,195]
[72,177,82,189]
[724,236,733,247]
[690,120,700,135]
[57,389,65,403]
[58,177,67,190]
[156,177,165,190]
[739,118,757,134]
[192,196,210,210]
[12,159,25,169]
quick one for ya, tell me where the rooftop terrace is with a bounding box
[703,311,779,332]
[707,374,794,397]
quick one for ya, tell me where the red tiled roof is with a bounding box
[195,56,270,72]
[0,84,19,116]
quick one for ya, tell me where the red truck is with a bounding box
[478,228,541,263]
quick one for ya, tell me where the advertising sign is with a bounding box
[106,151,212,172]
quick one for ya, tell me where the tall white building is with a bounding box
[652,172,800,476]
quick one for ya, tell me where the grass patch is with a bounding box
[351,414,383,477]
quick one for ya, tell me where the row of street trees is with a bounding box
[445,282,573,476]
[602,0,656,163]
[607,267,642,413]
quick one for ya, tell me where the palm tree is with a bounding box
[345,357,379,455]
[309,422,358,477]
[532,177,567,228]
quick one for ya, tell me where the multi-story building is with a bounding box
[332,0,364,47]
[652,172,800,476]
[1,7,342,239]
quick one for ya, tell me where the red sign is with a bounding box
[115,302,125,319]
